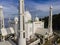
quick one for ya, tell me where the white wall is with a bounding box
[25,23,33,40]
[25,21,44,40]
[33,21,44,33]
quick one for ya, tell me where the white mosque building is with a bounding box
[24,11,44,40]
[0,0,54,45]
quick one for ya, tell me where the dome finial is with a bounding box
[50,5,53,9]
[35,16,39,21]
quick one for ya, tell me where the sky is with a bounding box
[0,0,60,18]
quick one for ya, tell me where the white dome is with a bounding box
[25,11,31,19]
[14,17,18,22]
[50,5,53,9]
[24,11,32,22]
[35,16,39,21]
[0,6,3,9]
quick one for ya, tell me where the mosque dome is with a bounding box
[24,11,32,22]
[35,16,39,21]
[0,6,3,9]
[50,5,53,9]
[14,17,18,24]
[14,17,18,22]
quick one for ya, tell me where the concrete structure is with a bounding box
[0,6,4,29]
[29,39,40,45]
[24,11,32,22]
[14,17,18,39]
[35,16,39,21]
[19,0,26,45]
[0,6,15,45]
[25,14,44,40]
[0,0,54,45]
[1,27,15,41]
[0,41,16,45]
[6,5,54,45]
[48,5,53,35]
[8,18,11,27]
[25,5,53,42]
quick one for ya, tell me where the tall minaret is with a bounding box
[14,17,18,39]
[0,6,4,29]
[19,0,26,45]
[48,5,53,35]
[8,17,11,27]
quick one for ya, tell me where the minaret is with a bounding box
[8,17,11,27]
[0,6,4,29]
[0,6,5,41]
[19,0,26,45]
[14,17,18,39]
[48,5,53,35]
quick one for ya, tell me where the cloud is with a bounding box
[0,0,60,18]
[3,6,18,18]
[0,0,18,18]
[25,0,60,17]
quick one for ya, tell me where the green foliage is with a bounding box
[42,16,49,28]
[57,38,60,43]
[42,13,60,30]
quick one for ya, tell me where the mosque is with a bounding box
[0,0,53,45]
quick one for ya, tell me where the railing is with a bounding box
[29,39,40,45]
[8,38,16,45]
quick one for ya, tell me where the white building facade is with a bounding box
[24,11,44,40]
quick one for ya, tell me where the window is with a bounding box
[23,32,25,38]
[23,16,25,30]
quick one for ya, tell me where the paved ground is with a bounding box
[0,41,12,45]
[44,38,53,45]
[44,32,60,45]
[58,43,60,45]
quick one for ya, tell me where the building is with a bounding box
[0,6,4,29]
[0,6,15,45]
[0,0,54,45]
[24,11,44,40]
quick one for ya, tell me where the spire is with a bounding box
[35,13,39,21]
[48,5,53,35]
[35,16,39,21]
[8,17,11,27]
[0,6,4,29]
[19,0,26,45]
[14,17,18,39]
[50,5,53,9]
